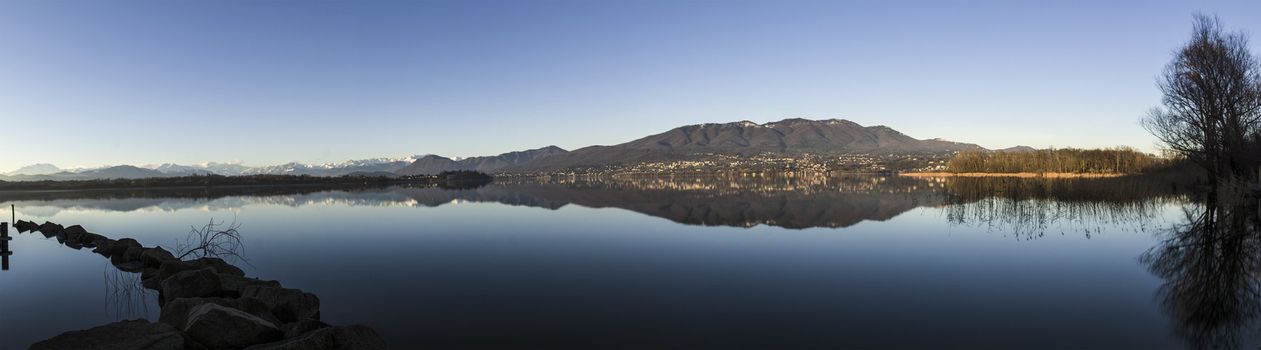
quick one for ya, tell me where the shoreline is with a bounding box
[15,220,386,349]
[899,172,1128,178]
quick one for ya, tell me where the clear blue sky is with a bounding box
[1,0,1258,171]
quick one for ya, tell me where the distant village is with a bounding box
[500,152,955,176]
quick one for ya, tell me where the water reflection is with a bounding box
[2,174,1195,231]
[1142,189,1261,349]
[943,175,1191,239]
[0,174,1232,348]
[103,267,155,320]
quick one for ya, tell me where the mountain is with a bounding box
[2,119,986,179]
[6,163,61,176]
[396,146,568,175]
[0,156,422,181]
[198,162,252,176]
[75,165,171,179]
[996,146,1038,152]
[240,156,420,177]
[511,118,984,171]
[143,163,215,176]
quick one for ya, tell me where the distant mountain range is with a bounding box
[3,118,1017,181]
[395,146,568,175]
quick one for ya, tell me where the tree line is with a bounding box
[944,147,1167,174]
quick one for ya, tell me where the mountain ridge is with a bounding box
[509,118,984,171]
[3,118,995,180]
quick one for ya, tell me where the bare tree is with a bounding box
[176,218,248,265]
[1144,14,1261,185]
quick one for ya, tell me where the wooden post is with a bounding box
[1,222,9,271]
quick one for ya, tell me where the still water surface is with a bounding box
[0,175,1249,349]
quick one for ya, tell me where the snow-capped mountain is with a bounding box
[199,162,252,176]
[5,163,62,176]
[239,156,422,176]
[3,156,426,181]
[140,163,216,176]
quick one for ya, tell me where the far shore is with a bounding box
[899,172,1127,178]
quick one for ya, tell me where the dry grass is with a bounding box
[900,172,1127,178]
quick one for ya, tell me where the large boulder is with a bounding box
[283,319,330,339]
[144,257,245,290]
[93,239,118,257]
[106,238,142,258]
[159,268,226,303]
[38,221,64,235]
[244,325,386,350]
[240,286,321,323]
[30,319,184,350]
[63,225,88,242]
[140,247,177,268]
[64,239,83,250]
[222,275,282,294]
[161,297,283,331]
[79,233,108,248]
[112,245,148,272]
[183,303,283,349]
[157,267,278,302]
[14,220,36,233]
[122,245,146,263]
[113,260,146,273]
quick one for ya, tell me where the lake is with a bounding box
[0,174,1251,349]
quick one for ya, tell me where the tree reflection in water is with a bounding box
[942,175,1190,239]
[1142,187,1261,349]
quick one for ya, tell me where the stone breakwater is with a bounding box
[12,220,387,350]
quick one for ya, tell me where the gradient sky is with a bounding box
[1,0,1259,171]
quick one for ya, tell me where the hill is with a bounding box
[511,118,983,171]
[396,146,568,175]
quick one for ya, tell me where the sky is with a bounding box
[1,0,1259,171]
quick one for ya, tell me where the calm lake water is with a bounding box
[0,174,1252,349]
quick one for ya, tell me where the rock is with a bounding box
[163,257,245,278]
[93,239,117,257]
[140,247,176,268]
[145,257,246,291]
[189,257,246,276]
[141,268,160,286]
[122,245,146,263]
[223,275,282,294]
[14,220,36,233]
[39,221,64,235]
[161,297,282,330]
[107,238,142,257]
[160,268,227,303]
[114,260,146,272]
[83,233,110,245]
[30,319,184,350]
[63,225,88,242]
[283,319,329,339]
[241,286,321,324]
[245,325,385,350]
[183,303,283,349]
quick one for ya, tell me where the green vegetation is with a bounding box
[435,170,494,188]
[944,148,1167,174]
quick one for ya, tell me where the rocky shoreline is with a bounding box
[12,220,386,350]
